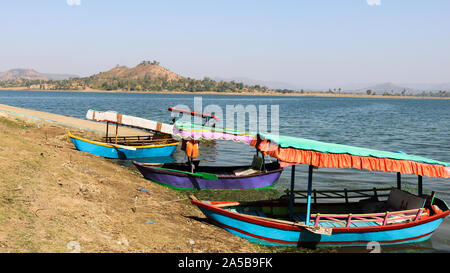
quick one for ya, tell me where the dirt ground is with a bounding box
[0,111,265,253]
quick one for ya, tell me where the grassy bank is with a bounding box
[0,113,274,252]
[0,111,339,253]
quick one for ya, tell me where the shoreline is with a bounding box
[0,103,148,136]
[1,87,449,100]
[0,104,271,253]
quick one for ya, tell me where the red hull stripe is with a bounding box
[211,218,436,245]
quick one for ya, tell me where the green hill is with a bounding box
[0,61,280,93]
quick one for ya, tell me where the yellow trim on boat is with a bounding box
[67,132,179,149]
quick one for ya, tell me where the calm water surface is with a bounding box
[1,90,449,252]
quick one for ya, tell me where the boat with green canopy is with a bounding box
[191,133,450,247]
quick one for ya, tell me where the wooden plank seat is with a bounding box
[114,139,176,146]
[358,188,426,214]
[102,135,171,141]
[102,135,154,142]
[101,135,177,146]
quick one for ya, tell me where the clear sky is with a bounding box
[1,0,449,89]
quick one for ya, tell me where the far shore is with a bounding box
[1,86,449,100]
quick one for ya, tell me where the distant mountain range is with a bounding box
[211,77,450,94]
[355,82,413,94]
[1,66,449,94]
[400,82,450,92]
[0,69,78,81]
[351,82,450,94]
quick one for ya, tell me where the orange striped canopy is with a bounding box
[251,133,450,179]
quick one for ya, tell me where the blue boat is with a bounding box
[191,133,450,248]
[68,132,179,159]
[191,191,449,247]
[69,109,180,159]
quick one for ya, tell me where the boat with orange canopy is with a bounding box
[190,133,450,247]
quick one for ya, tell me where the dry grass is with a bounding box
[0,113,264,253]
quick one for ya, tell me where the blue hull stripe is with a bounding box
[70,136,177,159]
[199,207,443,247]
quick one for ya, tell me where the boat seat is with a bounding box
[233,155,264,176]
[386,188,425,211]
[358,197,388,213]
[233,168,259,176]
[359,189,426,214]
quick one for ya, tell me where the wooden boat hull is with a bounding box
[191,200,450,247]
[68,133,178,159]
[133,162,283,190]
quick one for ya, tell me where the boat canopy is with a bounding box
[168,107,219,121]
[173,121,255,144]
[86,109,174,135]
[251,133,450,179]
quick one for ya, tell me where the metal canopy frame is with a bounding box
[288,165,426,225]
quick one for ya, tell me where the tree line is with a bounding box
[0,78,449,97]
[0,76,277,93]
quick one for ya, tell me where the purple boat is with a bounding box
[132,161,283,190]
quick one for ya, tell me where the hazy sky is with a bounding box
[1,0,449,88]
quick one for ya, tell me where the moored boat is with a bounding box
[69,110,179,159]
[191,133,450,247]
[133,161,283,190]
[191,188,449,247]
[133,122,283,190]
[68,132,179,159]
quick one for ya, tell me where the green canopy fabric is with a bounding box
[258,133,450,167]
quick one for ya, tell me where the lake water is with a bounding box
[1,90,449,252]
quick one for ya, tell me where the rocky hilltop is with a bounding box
[91,61,183,81]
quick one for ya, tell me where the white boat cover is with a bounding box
[86,109,173,135]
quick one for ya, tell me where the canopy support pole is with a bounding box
[305,165,314,226]
[114,122,119,144]
[105,121,109,143]
[418,175,423,197]
[289,165,295,221]
[397,172,401,190]
[261,153,266,172]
